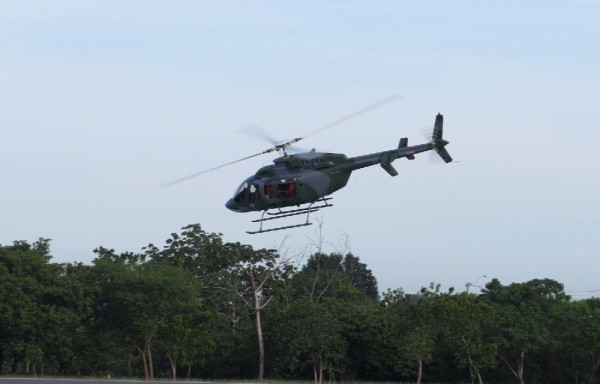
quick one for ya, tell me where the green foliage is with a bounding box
[0,239,90,375]
[297,252,379,303]
[91,255,202,379]
[433,292,499,383]
[381,288,438,381]
[342,253,379,300]
[3,231,600,384]
[269,297,347,381]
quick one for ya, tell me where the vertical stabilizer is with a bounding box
[432,113,453,163]
[432,113,444,140]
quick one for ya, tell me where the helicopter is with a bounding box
[163,96,453,234]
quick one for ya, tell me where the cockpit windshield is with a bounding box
[233,182,248,203]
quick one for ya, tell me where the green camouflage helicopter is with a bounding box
[164,96,453,234]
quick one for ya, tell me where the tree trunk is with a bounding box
[312,354,325,384]
[587,357,600,384]
[11,358,19,374]
[467,352,475,384]
[255,294,265,383]
[518,351,525,384]
[502,353,526,384]
[463,334,482,384]
[416,356,423,384]
[167,353,177,380]
[147,341,154,380]
[137,345,149,380]
[467,350,482,384]
[318,354,324,384]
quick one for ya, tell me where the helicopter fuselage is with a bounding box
[225,138,444,213]
[225,151,349,212]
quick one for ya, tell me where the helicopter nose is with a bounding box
[225,198,239,212]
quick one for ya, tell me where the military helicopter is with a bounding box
[163,96,453,234]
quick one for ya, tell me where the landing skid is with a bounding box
[246,198,333,234]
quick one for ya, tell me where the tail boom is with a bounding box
[336,112,453,175]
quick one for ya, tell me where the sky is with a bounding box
[1,1,599,298]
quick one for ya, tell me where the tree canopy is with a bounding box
[1,227,597,384]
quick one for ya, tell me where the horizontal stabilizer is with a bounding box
[436,147,453,163]
[380,162,398,176]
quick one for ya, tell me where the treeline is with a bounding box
[1,224,600,384]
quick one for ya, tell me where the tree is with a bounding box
[342,253,379,300]
[481,278,569,384]
[226,242,292,382]
[144,224,294,382]
[142,224,231,280]
[327,282,383,380]
[0,239,86,375]
[301,252,345,302]
[157,309,216,380]
[270,297,347,383]
[434,292,499,384]
[381,287,438,384]
[143,225,252,378]
[41,262,99,375]
[268,247,382,382]
[91,253,201,379]
[533,296,600,384]
[579,298,600,383]
[298,252,379,303]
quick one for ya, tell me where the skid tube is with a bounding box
[246,198,333,234]
[266,197,333,216]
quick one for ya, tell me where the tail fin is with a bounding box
[432,113,453,163]
[432,113,444,141]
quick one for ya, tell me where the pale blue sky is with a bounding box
[1,1,599,297]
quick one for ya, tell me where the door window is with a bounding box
[264,183,273,199]
[278,180,297,197]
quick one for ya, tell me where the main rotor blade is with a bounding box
[258,95,402,153]
[161,151,266,188]
[267,94,402,152]
[239,95,401,151]
[301,94,402,140]
[162,94,402,187]
[237,124,279,145]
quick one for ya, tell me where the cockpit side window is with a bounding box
[249,184,259,202]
